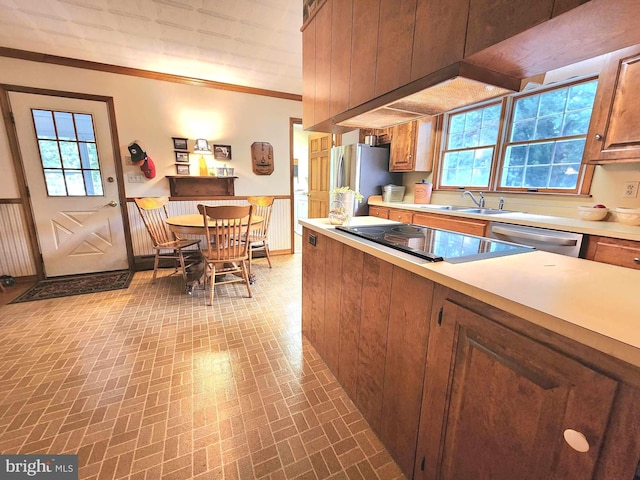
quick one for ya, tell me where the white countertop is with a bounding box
[300,216,640,369]
[369,198,640,241]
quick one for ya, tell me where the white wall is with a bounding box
[0,57,301,198]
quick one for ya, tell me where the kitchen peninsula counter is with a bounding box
[300,216,640,368]
[300,216,640,479]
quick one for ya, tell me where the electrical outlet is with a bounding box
[623,181,639,198]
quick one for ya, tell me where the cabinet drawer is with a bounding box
[585,235,640,270]
[413,213,488,237]
[369,206,390,219]
[388,208,413,223]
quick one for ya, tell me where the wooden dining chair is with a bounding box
[134,197,201,285]
[197,204,253,304]
[246,196,275,275]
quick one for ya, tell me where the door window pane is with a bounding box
[31,109,103,197]
[53,112,76,141]
[32,110,56,139]
[37,140,62,168]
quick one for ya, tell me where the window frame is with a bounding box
[434,75,597,196]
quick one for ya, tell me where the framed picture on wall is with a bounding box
[213,144,232,160]
[175,151,189,163]
[176,164,190,175]
[172,137,188,151]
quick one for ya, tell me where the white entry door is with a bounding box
[10,92,128,277]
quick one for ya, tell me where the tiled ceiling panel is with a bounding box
[0,0,303,94]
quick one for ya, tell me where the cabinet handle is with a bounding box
[563,429,590,452]
[594,134,602,140]
[634,257,640,264]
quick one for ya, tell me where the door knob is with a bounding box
[107,201,118,207]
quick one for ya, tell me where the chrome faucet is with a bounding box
[462,190,485,208]
[498,197,505,211]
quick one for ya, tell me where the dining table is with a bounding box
[165,213,264,293]
[165,213,263,236]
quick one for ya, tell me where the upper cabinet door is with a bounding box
[330,0,353,117]
[349,0,380,109]
[411,0,468,81]
[389,121,416,171]
[375,0,417,97]
[584,45,640,164]
[314,1,332,125]
[302,17,316,130]
[465,0,555,57]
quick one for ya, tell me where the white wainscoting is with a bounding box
[127,198,292,257]
[0,203,36,276]
[0,198,292,277]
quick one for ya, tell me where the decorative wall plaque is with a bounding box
[251,142,274,175]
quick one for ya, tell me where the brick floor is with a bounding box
[0,254,406,480]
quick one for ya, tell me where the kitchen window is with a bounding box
[437,76,598,195]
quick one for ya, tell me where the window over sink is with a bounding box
[437,76,598,195]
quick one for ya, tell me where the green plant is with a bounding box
[330,186,363,202]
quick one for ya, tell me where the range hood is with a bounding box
[334,63,519,129]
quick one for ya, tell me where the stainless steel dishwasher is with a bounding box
[488,222,584,257]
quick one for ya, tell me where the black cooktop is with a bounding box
[335,223,533,263]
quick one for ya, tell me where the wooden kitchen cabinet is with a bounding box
[374,0,417,97]
[380,268,432,476]
[413,211,488,236]
[389,121,416,171]
[465,0,556,57]
[314,1,332,126]
[368,205,389,219]
[348,0,380,109]
[414,289,640,480]
[387,207,413,223]
[356,255,394,434]
[389,117,438,172]
[584,235,640,270]
[329,0,352,117]
[584,44,640,164]
[302,233,435,478]
[302,227,327,353]
[410,0,468,81]
[415,294,621,480]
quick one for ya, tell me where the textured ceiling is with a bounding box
[0,0,303,95]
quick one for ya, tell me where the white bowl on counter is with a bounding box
[615,207,640,226]
[577,205,608,221]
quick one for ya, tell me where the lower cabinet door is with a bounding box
[414,299,618,480]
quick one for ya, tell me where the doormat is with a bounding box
[9,270,134,304]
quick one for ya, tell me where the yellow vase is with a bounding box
[199,157,208,176]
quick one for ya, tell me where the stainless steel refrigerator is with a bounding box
[330,143,401,216]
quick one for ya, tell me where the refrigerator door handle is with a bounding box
[337,153,344,188]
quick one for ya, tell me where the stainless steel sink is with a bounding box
[419,205,512,214]
[457,208,511,215]
[419,205,469,211]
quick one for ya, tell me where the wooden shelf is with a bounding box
[166,176,237,197]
